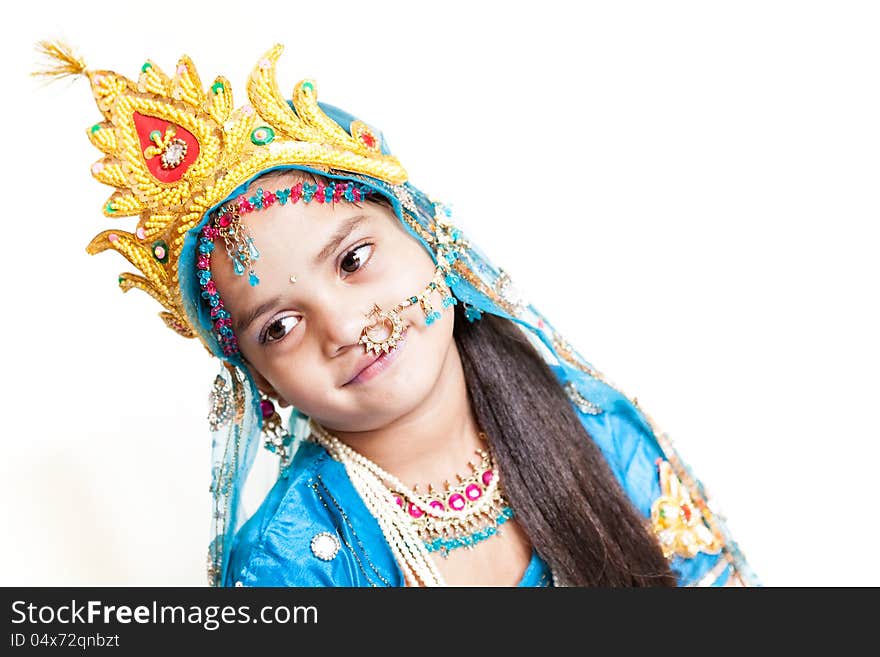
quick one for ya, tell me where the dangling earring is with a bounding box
[463,302,482,323]
[259,393,294,467]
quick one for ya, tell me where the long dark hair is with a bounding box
[454,304,676,586]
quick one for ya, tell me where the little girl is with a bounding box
[38,41,756,587]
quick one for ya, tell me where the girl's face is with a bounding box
[209,179,455,432]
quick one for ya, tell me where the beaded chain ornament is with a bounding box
[358,202,463,355]
[309,420,520,586]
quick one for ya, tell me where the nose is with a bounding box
[311,294,373,358]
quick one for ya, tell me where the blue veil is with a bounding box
[177,101,758,588]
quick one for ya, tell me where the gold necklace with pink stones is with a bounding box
[386,442,514,558]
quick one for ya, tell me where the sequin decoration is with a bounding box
[494,269,526,315]
[250,126,275,145]
[563,381,602,415]
[310,532,341,561]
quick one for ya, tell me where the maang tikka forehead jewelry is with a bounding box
[358,202,466,355]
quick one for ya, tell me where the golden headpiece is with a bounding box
[34,41,408,346]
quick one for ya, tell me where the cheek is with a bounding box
[268,357,335,413]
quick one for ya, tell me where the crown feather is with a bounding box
[137,60,171,96]
[247,45,320,143]
[104,190,145,217]
[87,231,168,286]
[291,78,357,149]
[118,272,166,303]
[159,311,197,338]
[91,159,127,188]
[208,76,233,124]
[87,122,117,153]
[172,55,206,107]
[32,40,88,81]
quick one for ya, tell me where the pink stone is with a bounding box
[205,281,216,294]
[136,227,146,240]
[465,483,482,501]
[91,162,104,174]
[177,64,187,75]
[198,256,210,269]
[242,105,254,116]
[481,470,494,486]
[448,493,465,511]
[218,215,231,228]
[108,233,118,243]
[260,399,274,419]
[408,503,424,518]
[394,495,403,507]
[154,246,166,259]
[259,59,271,69]
[429,500,445,512]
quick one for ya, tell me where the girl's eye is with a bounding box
[340,243,374,276]
[261,315,300,344]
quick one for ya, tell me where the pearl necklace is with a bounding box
[309,420,446,586]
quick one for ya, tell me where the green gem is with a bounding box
[250,126,275,146]
[410,296,418,304]
[211,81,225,95]
[149,129,162,142]
[118,275,125,285]
[659,509,666,519]
[151,240,169,264]
[90,124,101,134]
[301,81,314,93]
[105,202,115,214]
[141,62,153,73]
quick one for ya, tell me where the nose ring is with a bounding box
[360,303,404,354]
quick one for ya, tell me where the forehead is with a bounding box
[208,192,399,289]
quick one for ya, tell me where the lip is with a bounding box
[343,329,408,386]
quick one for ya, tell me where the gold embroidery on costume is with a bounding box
[651,459,722,559]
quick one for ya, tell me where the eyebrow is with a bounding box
[235,295,283,336]
[313,214,368,266]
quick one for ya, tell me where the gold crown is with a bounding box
[35,41,408,343]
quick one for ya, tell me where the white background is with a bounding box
[2,1,877,586]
